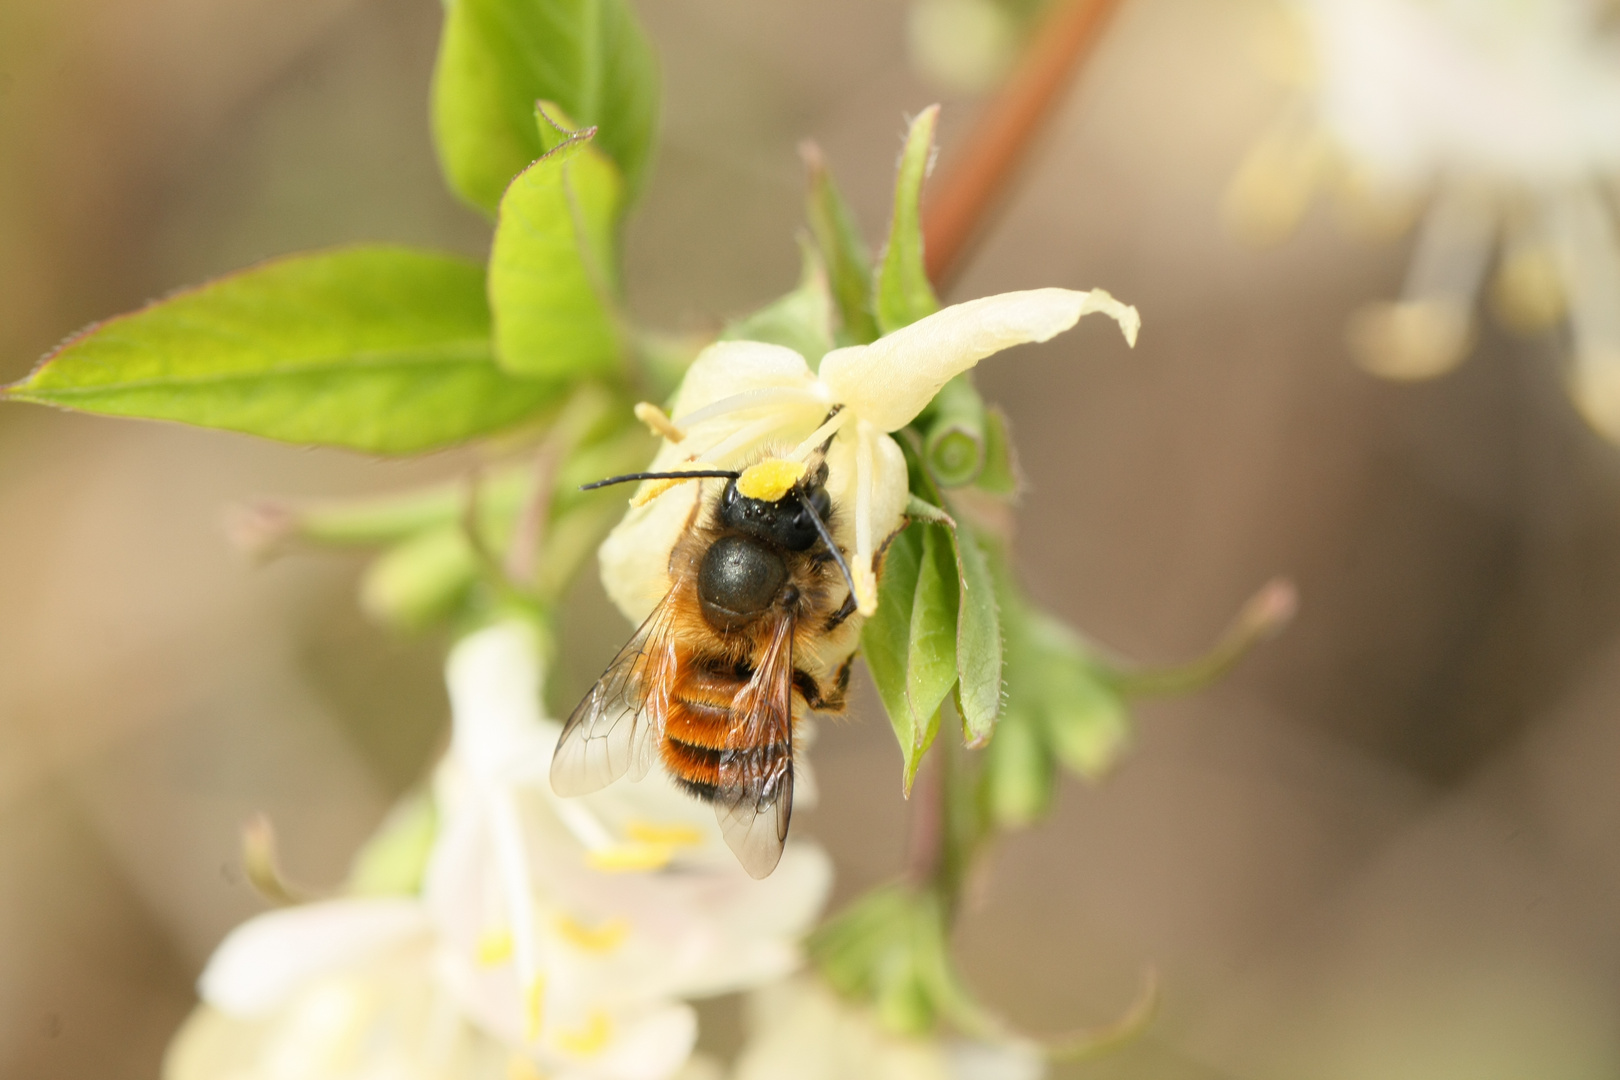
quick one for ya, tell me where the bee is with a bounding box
[550,447,861,878]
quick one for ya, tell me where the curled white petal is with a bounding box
[818,288,1139,432]
[199,898,432,1017]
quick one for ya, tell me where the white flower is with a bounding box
[174,621,832,1080]
[429,621,833,1045]
[732,975,1046,1080]
[1228,0,1620,436]
[599,289,1138,629]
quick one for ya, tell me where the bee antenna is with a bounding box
[796,486,858,603]
[580,469,740,491]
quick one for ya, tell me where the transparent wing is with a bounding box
[715,611,797,878]
[550,592,679,797]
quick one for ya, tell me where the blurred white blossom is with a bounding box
[168,620,831,1080]
[600,289,1137,630]
[1228,0,1620,435]
[733,975,1046,1080]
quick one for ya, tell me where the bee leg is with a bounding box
[796,657,852,713]
[823,590,858,632]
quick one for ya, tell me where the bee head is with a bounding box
[718,463,831,552]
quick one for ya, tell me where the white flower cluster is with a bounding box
[166,621,830,1080]
[1231,0,1620,434]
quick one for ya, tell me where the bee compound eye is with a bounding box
[698,535,788,629]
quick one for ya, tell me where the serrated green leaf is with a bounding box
[6,247,559,454]
[432,0,659,215]
[804,145,879,345]
[489,114,624,379]
[875,105,942,335]
[949,519,1002,745]
[721,237,836,364]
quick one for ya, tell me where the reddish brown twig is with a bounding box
[923,0,1129,289]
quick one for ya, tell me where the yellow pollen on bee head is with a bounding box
[633,402,685,442]
[554,914,630,954]
[475,927,515,966]
[557,1012,614,1057]
[736,458,806,502]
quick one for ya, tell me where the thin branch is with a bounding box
[923,0,1129,289]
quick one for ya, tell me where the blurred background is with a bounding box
[5,0,1620,1076]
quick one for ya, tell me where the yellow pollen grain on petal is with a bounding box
[557,1012,614,1057]
[586,842,675,872]
[476,927,515,967]
[507,1055,550,1080]
[525,978,547,1042]
[554,914,630,954]
[624,820,705,847]
[634,401,685,442]
[736,458,806,502]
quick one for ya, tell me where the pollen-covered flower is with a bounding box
[599,288,1138,628]
[169,621,831,1080]
[1228,0,1620,437]
[733,975,1046,1080]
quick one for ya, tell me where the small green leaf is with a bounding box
[982,709,1055,828]
[949,518,1002,746]
[721,237,836,364]
[863,522,961,792]
[906,525,961,771]
[489,113,624,379]
[432,0,659,215]
[1026,610,1131,780]
[904,493,955,527]
[7,247,559,454]
[875,105,942,335]
[803,144,879,345]
[863,526,925,781]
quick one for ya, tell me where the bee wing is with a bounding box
[715,610,797,879]
[550,592,680,797]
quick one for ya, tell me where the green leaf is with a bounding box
[863,521,959,793]
[803,144,879,345]
[949,518,1002,746]
[6,247,559,454]
[489,113,625,379]
[874,105,942,336]
[432,0,659,215]
[905,525,960,782]
[1026,611,1132,780]
[982,709,1055,828]
[863,526,924,781]
[721,237,836,364]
